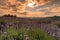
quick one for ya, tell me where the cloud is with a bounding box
[16,0,26,3]
[0,0,7,6]
[0,0,60,17]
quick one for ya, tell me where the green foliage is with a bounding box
[0,19,5,24]
[56,24,60,28]
[0,26,55,40]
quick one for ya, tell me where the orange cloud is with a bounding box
[0,0,60,17]
[36,0,51,6]
[51,7,60,13]
[7,0,16,5]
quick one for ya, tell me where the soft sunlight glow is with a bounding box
[27,2,35,8]
[27,0,38,8]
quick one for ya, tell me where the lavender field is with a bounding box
[0,15,60,40]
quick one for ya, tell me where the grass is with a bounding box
[0,26,55,40]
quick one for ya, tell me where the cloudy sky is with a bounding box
[0,0,60,17]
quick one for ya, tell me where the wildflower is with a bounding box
[4,32,7,34]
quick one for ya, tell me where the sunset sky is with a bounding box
[0,0,60,17]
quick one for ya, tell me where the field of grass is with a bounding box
[0,26,55,40]
[0,16,59,40]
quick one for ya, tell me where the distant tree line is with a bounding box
[3,14,16,17]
